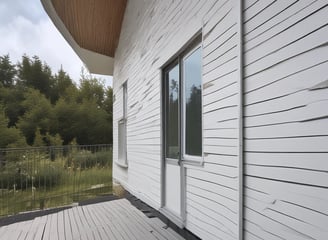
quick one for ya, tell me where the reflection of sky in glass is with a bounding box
[184,47,201,102]
[169,65,179,101]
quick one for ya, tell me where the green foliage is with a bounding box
[0,85,26,127]
[0,55,16,87]
[50,67,75,103]
[53,98,112,145]
[71,150,112,170]
[74,100,112,145]
[33,128,45,147]
[0,54,113,148]
[17,55,53,98]
[79,74,105,105]
[53,99,80,144]
[0,148,111,192]
[103,87,113,116]
[0,105,26,148]
[45,133,63,146]
[104,87,113,143]
[18,89,53,145]
[33,162,63,189]
[0,159,63,190]
[0,146,113,216]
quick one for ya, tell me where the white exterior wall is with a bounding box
[113,0,239,239]
[113,0,328,239]
[243,1,328,239]
[188,1,240,239]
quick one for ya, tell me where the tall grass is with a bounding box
[0,145,112,217]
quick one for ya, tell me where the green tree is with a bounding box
[17,89,53,145]
[103,87,113,116]
[52,98,80,145]
[50,67,75,103]
[103,87,113,143]
[0,54,113,147]
[17,55,53,98]
[78,69,105,107]
[33,127,45,147]
[16,55,31,88]
[0,105,26,148]
[0,54,16,87]
[74,100,112,145]
[45,133,63,146]
[0,85,26,127]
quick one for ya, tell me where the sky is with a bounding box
[0,0,113,87]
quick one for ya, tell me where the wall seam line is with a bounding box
[236,0,245,239]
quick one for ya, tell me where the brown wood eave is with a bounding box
[51,0,126,58]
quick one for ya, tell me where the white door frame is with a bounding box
[160,61,186,228]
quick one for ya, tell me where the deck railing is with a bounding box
[0,144,112,217]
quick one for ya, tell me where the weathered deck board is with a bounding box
[63,209,73,240]
[102,201,153,240]
[0,199,184,240]
[114,200,185,240]
[56,211,66,240]
[75,206,95,240]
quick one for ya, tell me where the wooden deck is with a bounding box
[0,199,185,240]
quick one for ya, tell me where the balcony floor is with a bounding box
[0,199,185,240]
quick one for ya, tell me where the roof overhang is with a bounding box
[41,0,127,76]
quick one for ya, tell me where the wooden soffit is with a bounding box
[50,0,126,58]
[41,0,126,75]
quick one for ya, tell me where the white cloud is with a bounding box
[0,0,113,87]
[0,0,45,24]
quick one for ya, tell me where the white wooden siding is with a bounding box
[193,1,239,239]
[112,0,328,239]
[113,0,239,239]
[113,0,213,208]
[243,1,328,239]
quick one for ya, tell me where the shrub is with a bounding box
[71,150,111,170]
[95,151,112,168]
[0,159,63,190]
[33,163,63,189]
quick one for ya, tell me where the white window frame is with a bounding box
[163,38,204,166]
[117,81,128,168]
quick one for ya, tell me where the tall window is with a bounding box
[165,63,180,159]
[118,82,127,167]
[164,42,202,162]
[183,47,202,157]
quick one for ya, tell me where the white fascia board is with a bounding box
[79,48,114,75]
[41,0,114,76]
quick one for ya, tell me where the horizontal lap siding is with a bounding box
[243,1,328,239]
[184,0,239,239]
[114,1,240,239]
[113,0,172,207]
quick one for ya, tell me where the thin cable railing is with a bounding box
[0,144,112,217]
